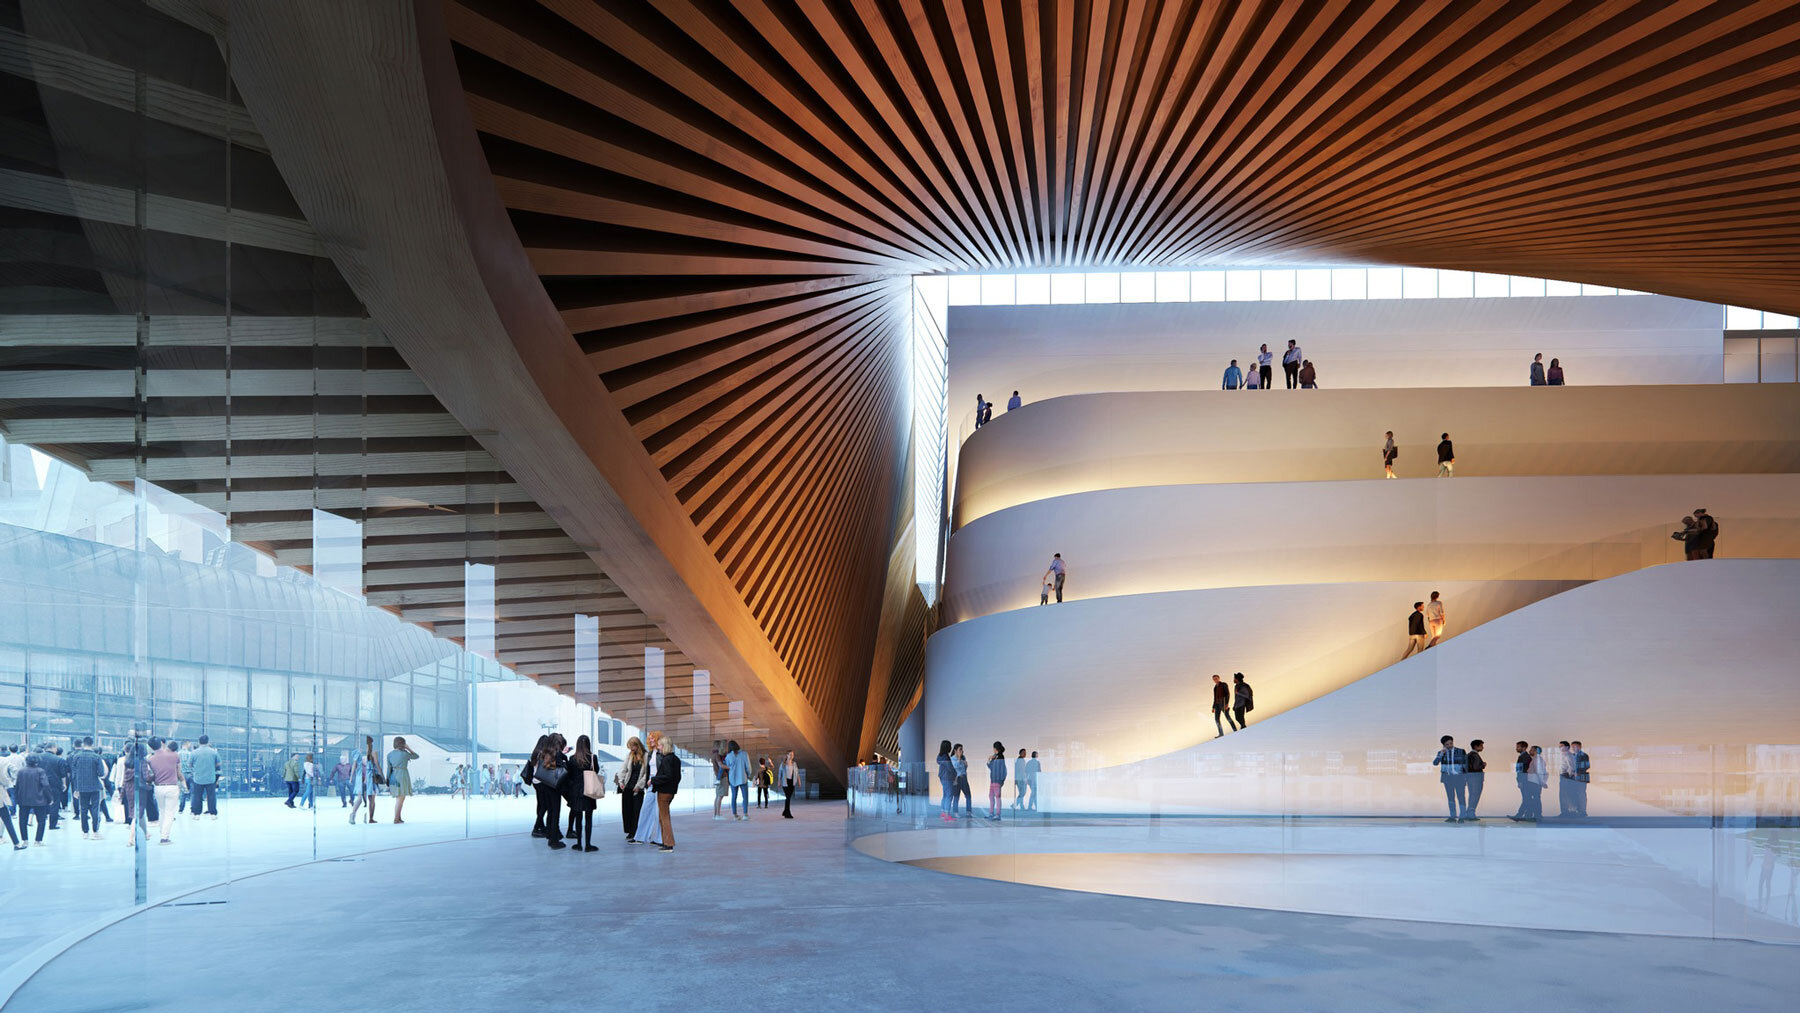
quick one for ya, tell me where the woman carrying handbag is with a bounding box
[564,734,603,852]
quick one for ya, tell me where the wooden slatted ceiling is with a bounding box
[443,0,1800,757]
[0,1,784,759]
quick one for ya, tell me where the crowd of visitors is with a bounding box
[1222,342,1317,389]
[973,391,1027,430]
[1434,736,1590,822]
[934,740,1039,820]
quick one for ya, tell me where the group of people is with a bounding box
[1209,673,1255,736]
[1672,508,1721,559]
[933,740,1041,820]
[1528,353,1568,386]
[1223,341,1315,389]
[709,746,785,821]
[1379,431,1457,478]
[0,736,221,848]
[1400,591,1450,659]
[1433,736,1591,822]
[521,731,801,856]
[972,390,1025,429]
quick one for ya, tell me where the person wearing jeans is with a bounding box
[935,741,955,821]
[1432,735,1468,823]
[986,743,1007,819]
[725,740,752,820]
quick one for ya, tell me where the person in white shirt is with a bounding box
[1281,340,1303,388]
[1044,553,1066,603]
[1243,363,1261,389]
[1256,344,1273,390]
[1424,590,1446,647]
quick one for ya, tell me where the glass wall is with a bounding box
[0,0,734,990]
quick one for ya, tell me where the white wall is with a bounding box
[943,473,1800,623]
[926,561,1800,817]
[948,295,1722,436]
[953,385,1800,526]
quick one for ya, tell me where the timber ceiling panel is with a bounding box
[0,0,779,757]
[440,0,1800,755]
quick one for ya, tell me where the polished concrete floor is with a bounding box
[11,802,1800,1012]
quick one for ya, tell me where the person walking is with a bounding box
[1530,353,1546,386]
[565,734,601,852]
[178,742,193,814]
[119,740,155,842]
[952,744,973,817]
[1011,748,1029,810]
[1026,751,1040,811]
[1401,601,1430,659]
[1464,740,1487,821]
[725,740,752,820]
[651,736,681,853]
[530,734,567,850]
[188,736,219,818]
[1436,433,1455,477]
[1231,673,1253,731]
[1007,390,1022,411]
[39,744,65,830]
[1382,431,1398,479]
[386,736,419,825]
[1256,344,1273,390]
[936,740,956,822]
[1212,673,1236,736]
[1554,741,1575,817]
[349,736,380,826]
[148,739,182,844]
[1424,591,1446,648]
[0,750,20,849]
[1282,340,1302,388]
[13,755,53,846]
[1569,740,1590,817]
[300,754,317,810]
[1298,360,1318,388]
[1510,741,1535,821]
[1044,553,1066,603]
[780,750,799,819]
[282,752,302,808]
[1223,359,1242,390]
[69,738,106,839]
[1547,358,1565,385]
[617,736,647,843]
[330,753,352,809]
[986,742,1007,819]
[1431,735,1468,823]
[756,757,773,809]
[634,732,665,846]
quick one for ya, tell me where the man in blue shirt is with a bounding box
[188,735,220,817]
[1006,390,1022,411]
[1431,735,1468,823]
[725,741,752,820]
[1222,359,1242,389]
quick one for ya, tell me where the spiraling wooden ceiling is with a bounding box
[434,0,1800,763]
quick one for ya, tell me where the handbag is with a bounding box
[582,769,605,799]
[535,764,566,791]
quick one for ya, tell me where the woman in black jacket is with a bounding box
[528,734,567,850]
[648,737,682,853]
[523,734,550,839]
[13,755,55,844]
[563,735,600,852]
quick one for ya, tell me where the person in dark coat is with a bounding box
[14,755,56,844]
[563,734,601,852]
[1431,735,1468,822]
